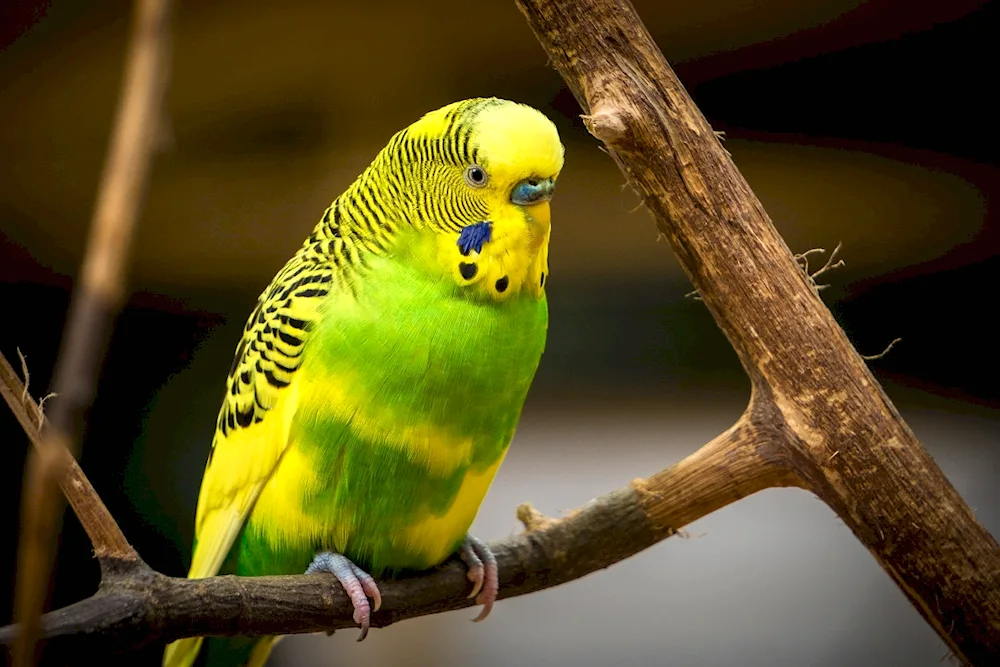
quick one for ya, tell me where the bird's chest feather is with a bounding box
[243,249,547,574]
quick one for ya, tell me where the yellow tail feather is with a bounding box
[162,507,246,667]
[247,636,279,667]
[162,637,204,667]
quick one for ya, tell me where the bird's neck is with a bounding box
[296,156,550,303]
[317,159,402,246]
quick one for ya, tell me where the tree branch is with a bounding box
[0,398,786,652]
[515,0,1000,663]
[0,355,134,565]
[11,0,171,664]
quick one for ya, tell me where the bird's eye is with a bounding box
[463,165,488,188]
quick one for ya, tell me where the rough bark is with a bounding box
[516,0,1000,663]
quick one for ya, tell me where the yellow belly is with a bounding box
[399,456,504,565]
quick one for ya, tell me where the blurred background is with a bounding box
[1,0,998,665]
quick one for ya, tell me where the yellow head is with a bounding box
[387,98,565,300]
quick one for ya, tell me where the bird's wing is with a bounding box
[188,254,335,580]
[164,252,337,666]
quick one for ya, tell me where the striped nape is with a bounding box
[299,101,497,276]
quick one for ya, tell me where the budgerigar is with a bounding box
[163,98,563,667]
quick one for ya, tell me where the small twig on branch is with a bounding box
[712,130,730,156]
[17,349,30,400]
[796,242,845,294]
[794,247,826,275]
[11,0,172,664]
[861,337,903,361]
[691,242,844,302]
[0,354,137,568]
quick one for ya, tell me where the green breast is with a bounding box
[314,249,548,456]
[238,240,547,577]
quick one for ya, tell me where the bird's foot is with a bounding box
[306,551,382,641]
[458,534,498,622]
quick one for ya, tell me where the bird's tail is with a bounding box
[163,635,278,667]
[162,636,203,667]
[166,624,282,667]
[163,509,246,667]
[245,637,279,667]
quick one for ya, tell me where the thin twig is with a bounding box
[862,337,903,361]
[35,394,56,429]
[11,1,171,664]
[0,352,136,564]
[17,348,29,401]
[693,242,844,302]
[809,242,845,283]
[795,242,845,294]
[794,247,826,275]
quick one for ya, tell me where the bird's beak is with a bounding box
[525,199,551,232]
[510,177,556,206]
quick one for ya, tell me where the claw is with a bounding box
[459,535,498,622]
[306,552,382,641]
[461,541,485,599]
[349,561,382,612]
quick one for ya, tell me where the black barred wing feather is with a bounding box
[190,252,336,571]
[215,258,333,442]
[166,247,340,667]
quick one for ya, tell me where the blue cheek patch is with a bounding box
[457,221,493,256]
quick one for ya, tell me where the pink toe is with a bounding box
[460,535,499,622]
[352,565,383,612]
[472,560,499,622]
[307,552,378,641]
[352,597,371,640]
[341,579,372,641]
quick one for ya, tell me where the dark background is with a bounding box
[1,1,998,665]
